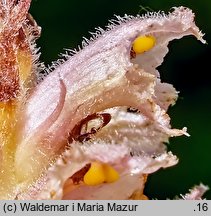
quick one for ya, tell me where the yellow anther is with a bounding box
[132,35,156,54]
[83,162,119,186]
[103,163,119,183]
[83,162,106,186]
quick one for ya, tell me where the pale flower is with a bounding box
[0,0,208,199]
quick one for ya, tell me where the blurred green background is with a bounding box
[30,0,211,199]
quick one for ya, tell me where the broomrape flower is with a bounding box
[0,0,208,199]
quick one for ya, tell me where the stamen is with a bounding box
[83,162,119,186]
[132,35,156,54]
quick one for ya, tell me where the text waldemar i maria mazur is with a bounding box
[19,202,138,212]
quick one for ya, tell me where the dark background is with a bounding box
[30,0,211,199]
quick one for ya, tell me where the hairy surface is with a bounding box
[0,1,208,200]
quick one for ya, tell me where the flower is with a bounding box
[0,1,208,200]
